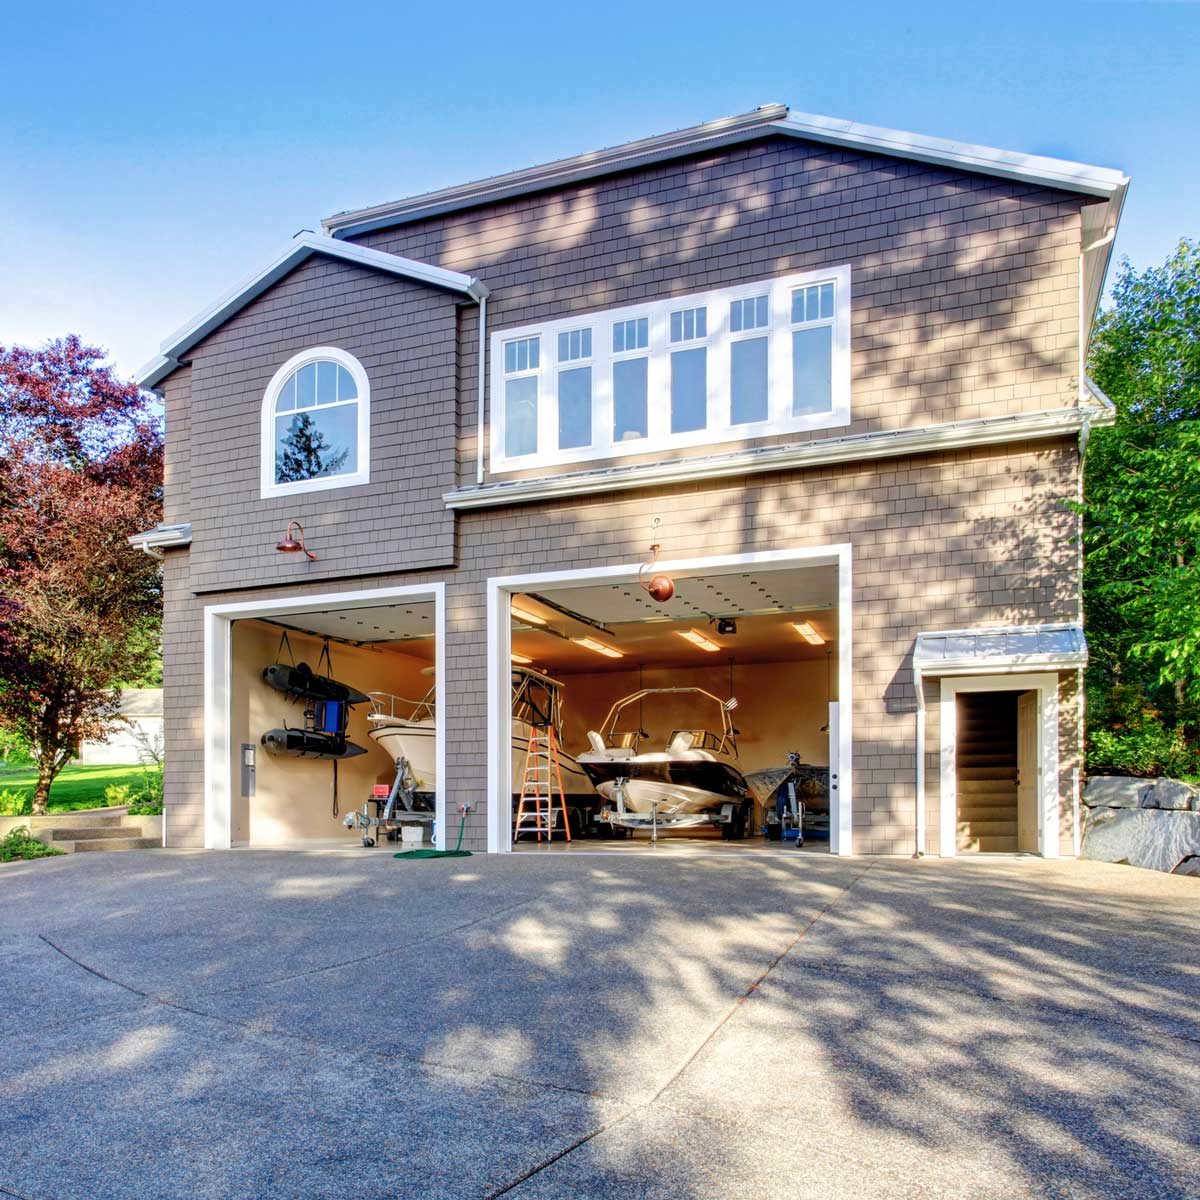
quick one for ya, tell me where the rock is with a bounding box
[1172,855,1200,877]
[1081,805,1200,874]
[1146,778,1200,812]
[1083,776,1152,809]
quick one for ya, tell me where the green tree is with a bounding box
[275,412,347,483]
[1082,240,1200,770]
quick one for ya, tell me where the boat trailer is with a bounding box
[598,778,746,845]
[342,756,434,847]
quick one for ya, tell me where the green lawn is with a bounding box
[0,763,152,814]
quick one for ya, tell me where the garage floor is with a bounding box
[2,852,1196,1199]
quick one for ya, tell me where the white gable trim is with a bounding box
[136,234,487,391]
[323,106,1128,239]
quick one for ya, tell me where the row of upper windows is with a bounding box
[489,266,850,473]
[258,266,851,497]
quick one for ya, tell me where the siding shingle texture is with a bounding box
[158,133,1089,854]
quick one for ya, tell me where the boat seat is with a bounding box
[587,730,634,758]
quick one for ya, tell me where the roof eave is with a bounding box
[323,105,1128,240]
[136,234,485,392]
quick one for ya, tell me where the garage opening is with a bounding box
[212,590,442,850]
[495,555,845,853]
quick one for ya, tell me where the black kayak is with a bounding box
[260,728,368,759]
[263,662,370,705]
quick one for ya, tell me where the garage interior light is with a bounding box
[572,636,624,659]
[511,600,548,626]
[792,621,825,645]
[676,628,720,652]
[511,651,533,665]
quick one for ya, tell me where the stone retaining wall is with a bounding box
[1081,776,1200,875]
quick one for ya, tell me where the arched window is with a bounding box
[260,347,370,497]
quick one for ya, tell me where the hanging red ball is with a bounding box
[647,574,675,602]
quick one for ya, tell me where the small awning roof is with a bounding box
[913,623,1087,676]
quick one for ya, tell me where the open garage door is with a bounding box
[203,586,444,850]
[488,549,850,854]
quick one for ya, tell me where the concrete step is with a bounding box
[958,805,1018,823]
[957,766,1018,782]
[958,819,1018,838]
[950,777,1017,796]
[65,837,161,853]
[29,808,127,829]
[958,756,1018,770]
[45,824,141,842]
[957,834,1020,853]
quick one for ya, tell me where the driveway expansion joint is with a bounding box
[481,860,878,1196]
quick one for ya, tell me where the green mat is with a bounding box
[393,848,472,859]
[394,812,472,860]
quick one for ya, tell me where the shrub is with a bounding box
[0,826,63,863]
[1087,686,1200,777]
[103,782,135,807]
[0,787,32,817]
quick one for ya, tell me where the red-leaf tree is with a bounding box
[0,336,163,813]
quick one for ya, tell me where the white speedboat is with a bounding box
[368,666,589,799]
[577,688,753,835]
[367,680,437,792]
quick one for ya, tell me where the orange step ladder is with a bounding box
[513,725,572,843]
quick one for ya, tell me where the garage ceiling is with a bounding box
[523,565,837,627]
[513,609,836,673]
[261,604,435,646]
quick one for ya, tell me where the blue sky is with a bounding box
[2,0,1195,377]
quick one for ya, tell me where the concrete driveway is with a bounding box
[1,849,1196,1199]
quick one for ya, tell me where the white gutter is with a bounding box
[445,405,1106,511]
[128,523,192,558]
[476,293,487,485]
[914,664,926,857]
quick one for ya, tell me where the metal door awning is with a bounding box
[913,623,1087,677]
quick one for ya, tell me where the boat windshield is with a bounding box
[600,688,738,756]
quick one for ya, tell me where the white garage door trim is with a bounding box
[203,583,446,850]
[486,543,853,855]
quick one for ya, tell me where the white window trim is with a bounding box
[488,265,851,475]
[260,346,371,499]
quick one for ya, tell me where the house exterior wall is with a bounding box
[348,136,1090,488]
[153,131,1095,855]
[173,254,461,594]
[160,438,1082,853]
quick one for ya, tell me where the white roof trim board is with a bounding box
[323,105,1127,237]
[913,623,1088,676]
[444,403,1111,511]
[136,235,487,390]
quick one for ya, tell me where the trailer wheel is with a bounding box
[362,836,375,848]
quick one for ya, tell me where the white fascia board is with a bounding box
[136,234,485,391]
[444,406,1091,511]
[323,106,790,238]
[127,523,192,550]
[921,655,1087,676]
[323,105,1127,239]
[1084,377,1117,425]
[774,112,1128,199]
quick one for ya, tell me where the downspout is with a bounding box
[133,538,164,561]
[476,292,488,485]
[914,664,925,857]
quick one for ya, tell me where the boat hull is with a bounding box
[578,758,752,816]
[511,721,590,795]
[368,719,437,791]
